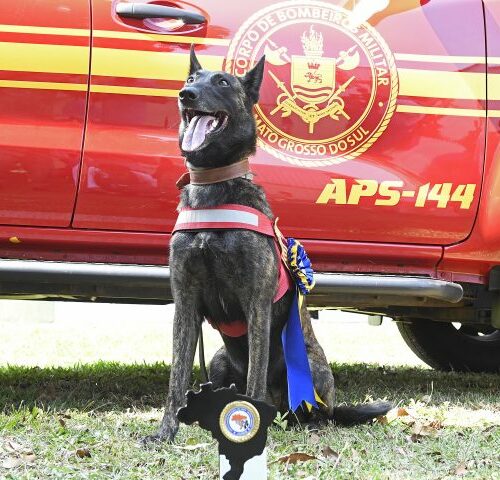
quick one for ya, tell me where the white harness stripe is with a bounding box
[176,209,259,227]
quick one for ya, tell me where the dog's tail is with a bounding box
[331,401,392,426]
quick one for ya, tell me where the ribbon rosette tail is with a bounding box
[282,238,322,412]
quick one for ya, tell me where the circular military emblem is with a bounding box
[225,1,399,167]
[219,401,260,443]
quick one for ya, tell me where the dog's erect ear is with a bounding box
[242,55,266,104]
[189,44,202,75]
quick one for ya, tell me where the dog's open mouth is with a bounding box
[181,110,228,152]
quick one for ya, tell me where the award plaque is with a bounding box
[177,383,276,480]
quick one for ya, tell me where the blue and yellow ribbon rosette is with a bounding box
[281,238,324,412]
[287,238,315,295]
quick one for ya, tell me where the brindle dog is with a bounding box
[145,47,391,443]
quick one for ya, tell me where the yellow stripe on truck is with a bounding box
[0,80,87,91]
[489,74,500,101]
[395,53,500,65]
[398,68,487,100]
[93,30,231,46]
[0,24,229,46]
[0,24,89,37]
[92,49,499,101]
[90,84,178,97]
[1,81,499,119]
[0,42,88,75]
[91,48,223,81]
[397,105,486,117]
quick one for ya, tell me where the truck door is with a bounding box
[74,0,485,246]
[0,0,90,227]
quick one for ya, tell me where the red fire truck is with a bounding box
[0,0,499,372]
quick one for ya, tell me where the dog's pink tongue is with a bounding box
[182,115,215,151]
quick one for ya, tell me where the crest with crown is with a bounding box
[271,24,355,133]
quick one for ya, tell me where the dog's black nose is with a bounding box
[179,87,198,102]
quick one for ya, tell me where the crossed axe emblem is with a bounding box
[264,41,359,134]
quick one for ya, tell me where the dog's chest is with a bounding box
[172,229,273,280]
[171,229,277,332]
[171,231,249,336]
[179,230,249,257]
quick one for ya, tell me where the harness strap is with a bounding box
[173,204,275,237]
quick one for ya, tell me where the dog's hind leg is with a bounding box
[208,346,247,392]
[308,354,336,418]
[144,301,202,443]
[301,306,392,425]
[300,307,336,417]
[208,346,230,388]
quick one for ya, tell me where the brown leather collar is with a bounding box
[176,159,252,189]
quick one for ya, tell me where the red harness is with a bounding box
[173,204,293,337]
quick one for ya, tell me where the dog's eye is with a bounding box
[219,78,229,86]
[186,76,194,84]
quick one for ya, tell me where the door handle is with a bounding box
[116,3,205,24]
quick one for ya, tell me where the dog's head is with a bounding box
[178,46,265,168]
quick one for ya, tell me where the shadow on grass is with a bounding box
[0,362,498,412]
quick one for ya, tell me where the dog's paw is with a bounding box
[140,430,175,447]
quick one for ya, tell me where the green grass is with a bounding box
[0,303,497,478]
[1,362,499,479]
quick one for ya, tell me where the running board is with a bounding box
[0,259,463,305]
[309,273,463,307]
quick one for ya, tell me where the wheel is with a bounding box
[397,319,500,373]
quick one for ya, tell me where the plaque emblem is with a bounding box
[219,401,261,443]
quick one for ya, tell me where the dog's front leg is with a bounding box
[246,300,272,400]
[145,303,201,443]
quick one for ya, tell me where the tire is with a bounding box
[397,319,500,373]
